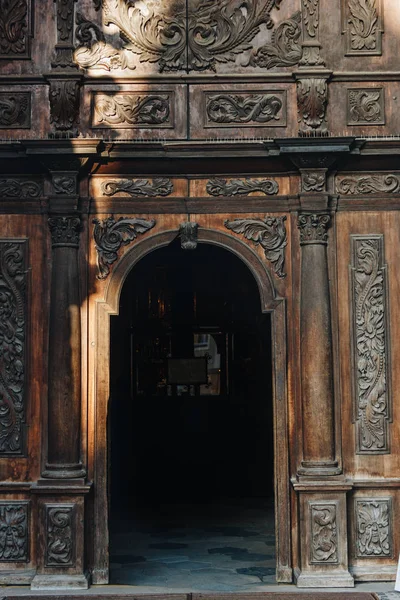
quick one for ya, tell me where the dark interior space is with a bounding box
[108,239,275,588]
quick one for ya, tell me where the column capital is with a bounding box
[48,215,81,248]
[298,212,331,245]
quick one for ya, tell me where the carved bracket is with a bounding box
[296,76,329,137]
[48,78,81,133]
[179,222,198,251]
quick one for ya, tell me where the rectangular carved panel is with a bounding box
[91,92,174,129]
[309,503,338,564]
[0,502,29,562]
[350,235,391,454]
[355,498,392,558]
[0,240,27,455]
[342,0,383,56]
[0,93,31,129]
[45,504,75,568]
[0,0,31,58]
[203,90,287,128]
[347,88,385,126]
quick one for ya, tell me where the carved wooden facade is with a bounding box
[0,0,399,590]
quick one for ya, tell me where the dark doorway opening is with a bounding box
[109,240,275,589]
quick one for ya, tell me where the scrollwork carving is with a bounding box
[0,241,27,455]
[93,216,156,280]
[351,235,390,453]
[337,175,400,195]
[0,93,30,129]
[101,178,173,197]
[224,215,287,278]
[347,0,381,54]
[207,177,279,196]
[0,180,41,198]
[0,0,29,57]
[298,213,330,245]
[311,504,338,563]
[297,78,328,136]
[0,503,28,561]
[46,506,74,566]
[93,93,171,127]
[248,12,302,69]
[206,93,284,125]
[348,89,384,125]
[356,499,392,557]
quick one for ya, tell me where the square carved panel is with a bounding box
[347,88,385,126]
[0,92,31,129]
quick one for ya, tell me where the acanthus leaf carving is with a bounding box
[207,177,279,197]
[311,504,338,563]
[351,235,390,453]
[49,79,80,132]
[93,93,170,127]
[248,11,302,69]
[348,89,384,125]
[46,506,74,566]
[356,499,392,557]
[302,0,319,38]
[56,0,75,43]
[93,216,156,280]
[298,213,330,245]
[0,179,41,198]
[206,94,283,125]
[0,0,29,57]
[0,241,27,455]
[101,178,173,197]
[48,216,81,248]
[224,215,287,278]
[0,93,30,129]
[348,0,380,53]
[337,175,400,195]
[297,77,328,136]
[0,503,28,561]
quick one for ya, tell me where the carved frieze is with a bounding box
[101,178,173,197]
[48,216,81,248]
[347,89,385,125]
[180,222,198,251]
[355,498,392,558]
[0,93,30,129]
[207,178,279,196]
[205,92,286,127]
[0,241,27,455]
[46,505,74,567]
[49,79,80,132]
[0,0,31,58]
[248,12,302,69]
[0,503,28,561]
[351,235,391,453]
[337,174,400,195]
[296,78,328,136]
[224,215,287,278]
[92,93,172,128]
[93,216,156,280]
[310,503,338,564]
[0,179,41,198]
[298,213,330,245]
[343,0,383,55]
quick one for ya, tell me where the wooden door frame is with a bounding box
[90,228,292,584]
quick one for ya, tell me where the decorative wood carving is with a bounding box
[0,93,30,129]
[343,0,383,55]
[46,505,74,567]
[355,498,392,558]
[179,222,198,250]
[0,503,28,561]
[101,178,173,197]
[52,175,77,196]
[0,179,41,198]
[48,216,81,248]
[297,78,328,136]
[301,171,326,192]
[206,93,286,126]
[351,235,391,454]
[49,79,80,132]
[224,215,287,278]
[93,216,156,280]
[0,241,27,456]
[92,93,171,128]
[298,213,330,245]
[300,0,324,66]
[56,0,75,42]
[310,504,338,564]
[207,177,279,196]
[347,89,384,125]
[248,11,302,69]
[0,0,30,58]
[337,174,400,194]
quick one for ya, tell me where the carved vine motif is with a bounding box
[337,175,400,195]
[302,0,319,37]
[180,222,198,250]
[0,0,29,57]
[297,78,328,135]
[206,94,284,125]
[93,216,156,280]
[93,94,171,127]
[351,236,390,453]
[49,80,80,132]
[101,178,173,197]
[0,503,28,561]
[207,178,279,196]
[348,0,380,53]
[348,89,384,125]
[356,499,392,557]
[224,215,287,278]
[46,506,74,566]
[0,93,30,129]
[301,171,326,192]
[48,216,81,248]
[0,180,41,198]
[248,12,302,69]
[0,242,26,455]
[298,213,330,245]
[56,0,74,42]
[311,504,338,563]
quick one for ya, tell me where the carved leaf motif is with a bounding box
[93,94,170,126]
[311,505,338,563]
[0,0,28,55]
[248,11,302,69]
[348,0,378,51]
[101,178,173,197]
[49,80,80,131]
[0,93,30,128]
[302,0,319,37]
[56,0,74,42]
[224,215,287,278]
[297,78,328,135]
[0,504,28,561]
[298,213,330,244]
[356,499,391,557]
[46,507,73,566]
[179,222,198,250]
[207,94,283,124]
[302,172,326,192]
[0,242,26,455]
[93,216,156,280]
[207,178,279,196]
[348,90,383,124]
[0,180,41,198]
[337,175,400,195]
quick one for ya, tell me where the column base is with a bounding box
[296,570,354,588]
[42,462,86,479]
[298,460,342,477]
[31,572,90,590]
[277,565,293,583]
[0,569,36,585]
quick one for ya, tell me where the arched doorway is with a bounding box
[91,229,291,585]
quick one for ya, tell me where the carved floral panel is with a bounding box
[310,503,338,564]
[0,0,31,58]
[351,235,391,454]
[205,91,287,128]
[347,89,385,126]
[0,93,31,129]
[45,505,75,567]
[355,498,392,558]
[342,0,383,55]
[0,502,29,561]
[336,174,400,195]
[92,92,173,128]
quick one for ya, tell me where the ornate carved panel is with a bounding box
[207,178,279,196]
[296,78,328,136]
[342,0,383,56]
[92,93,173,128]
[45,505,75,567]
[205,92,287,127]
[310,503,338,564]
[0,0,31,58]
[0,241,27,455]
[347,89,385,126]
[0,179,42,198]
[0,93,30,129]
[301,170,326,192]
[248,12,302,69]
[350,235,391,454]
[49,79,80,132]
[355,498,392,558]
[101,178,173,197]
[0,502,29,561]
[336,174,400,194]
[224,216,287,278]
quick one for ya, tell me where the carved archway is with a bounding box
[90,228,291,585]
